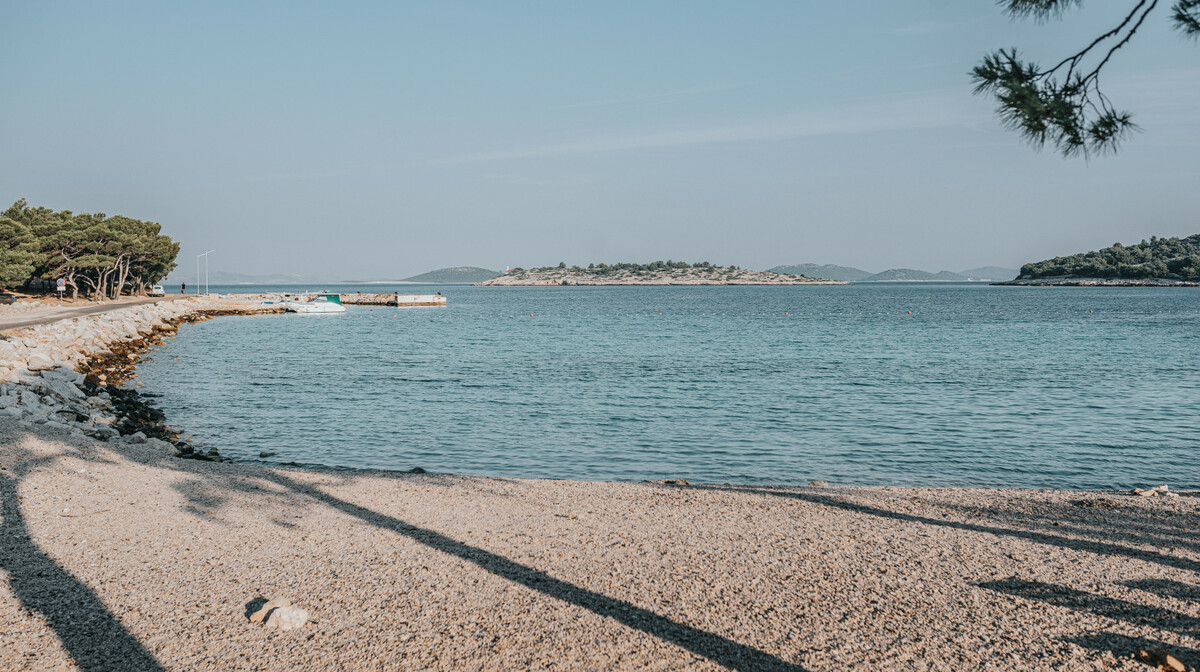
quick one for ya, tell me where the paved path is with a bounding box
[0,296,179,333]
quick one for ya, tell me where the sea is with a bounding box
[134,283,1200,489]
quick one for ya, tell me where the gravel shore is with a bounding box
[1,418,1196,671]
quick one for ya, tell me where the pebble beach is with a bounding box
[1,298,1198,670]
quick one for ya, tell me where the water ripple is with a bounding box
[135,284,1200,489]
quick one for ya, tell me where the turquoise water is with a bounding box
[135,284,1200,489]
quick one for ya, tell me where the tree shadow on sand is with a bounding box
[1123,578,1200,603]
[1063,633,1200,668]
[979,579,1200,666]
[153,461,808,672]
[703,484,1200,667]
[905,495,1200,555]
[0,453,166,672]
[700,485,1200,575]
[977,578,1200,638]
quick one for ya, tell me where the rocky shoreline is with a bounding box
[0,297,281,463]
[996,276,1200,287]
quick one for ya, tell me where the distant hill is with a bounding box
[402,266,501,284]
[767,263,1017,282]
[862,269,965,282]
[959,266,1018,281]
[1015,235,1200,282]
[768,264,873,282]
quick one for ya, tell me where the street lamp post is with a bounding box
[197,250,214,295]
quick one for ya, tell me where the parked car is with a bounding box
[149,285,166,296]
[0,294,14,305]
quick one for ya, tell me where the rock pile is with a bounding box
[1,296,274,460]
[0,365,215,459]
[0,300,208,383]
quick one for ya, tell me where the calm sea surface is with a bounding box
[135,283,1200,489]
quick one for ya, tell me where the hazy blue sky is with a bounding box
[3,1,1197,278]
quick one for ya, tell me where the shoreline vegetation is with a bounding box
[476,261,844,286]
[2,297,1199,669]
[1,200,178,301]
[1000,234,1200,286]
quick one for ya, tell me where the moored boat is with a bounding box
[284,293,346,313]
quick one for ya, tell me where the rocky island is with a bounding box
[475,261,843,286]
[1000,234,1200,286]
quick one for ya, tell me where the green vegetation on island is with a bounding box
[402,266,501,284]
[1,199,180,299]
[1017,235,1200,282]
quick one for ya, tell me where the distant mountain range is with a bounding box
[768,264,874,282]
[164,267,502,285]
[166,264,1017,285]
[959,266,1020,280]
[767,264,1018,282]
[401,267,501,284]
[163,271,338,285]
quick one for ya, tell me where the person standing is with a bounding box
[181,282,186,295]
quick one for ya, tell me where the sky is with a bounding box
[2,1,1198,279]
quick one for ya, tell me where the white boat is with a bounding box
[284,293,346,313]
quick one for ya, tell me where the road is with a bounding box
[0,296,179,333]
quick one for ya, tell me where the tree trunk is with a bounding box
[113,256,130,299]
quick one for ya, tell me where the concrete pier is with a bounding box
[338,293,447,307]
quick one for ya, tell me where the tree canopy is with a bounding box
[0,200,180,299]
[973,0,1200,157]
[1019,234,1200,280]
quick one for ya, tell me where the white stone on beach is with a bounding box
[265,606,310,631]
[249,596,309,630]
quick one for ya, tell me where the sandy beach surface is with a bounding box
[1,418,1197,671]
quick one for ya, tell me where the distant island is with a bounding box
[476,261,844,286]
[1000,235,1200,286]
[768,264,873,282]
[402,266,500,284]
[767,264,1018,283]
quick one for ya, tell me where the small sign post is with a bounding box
[56,278,65,304]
